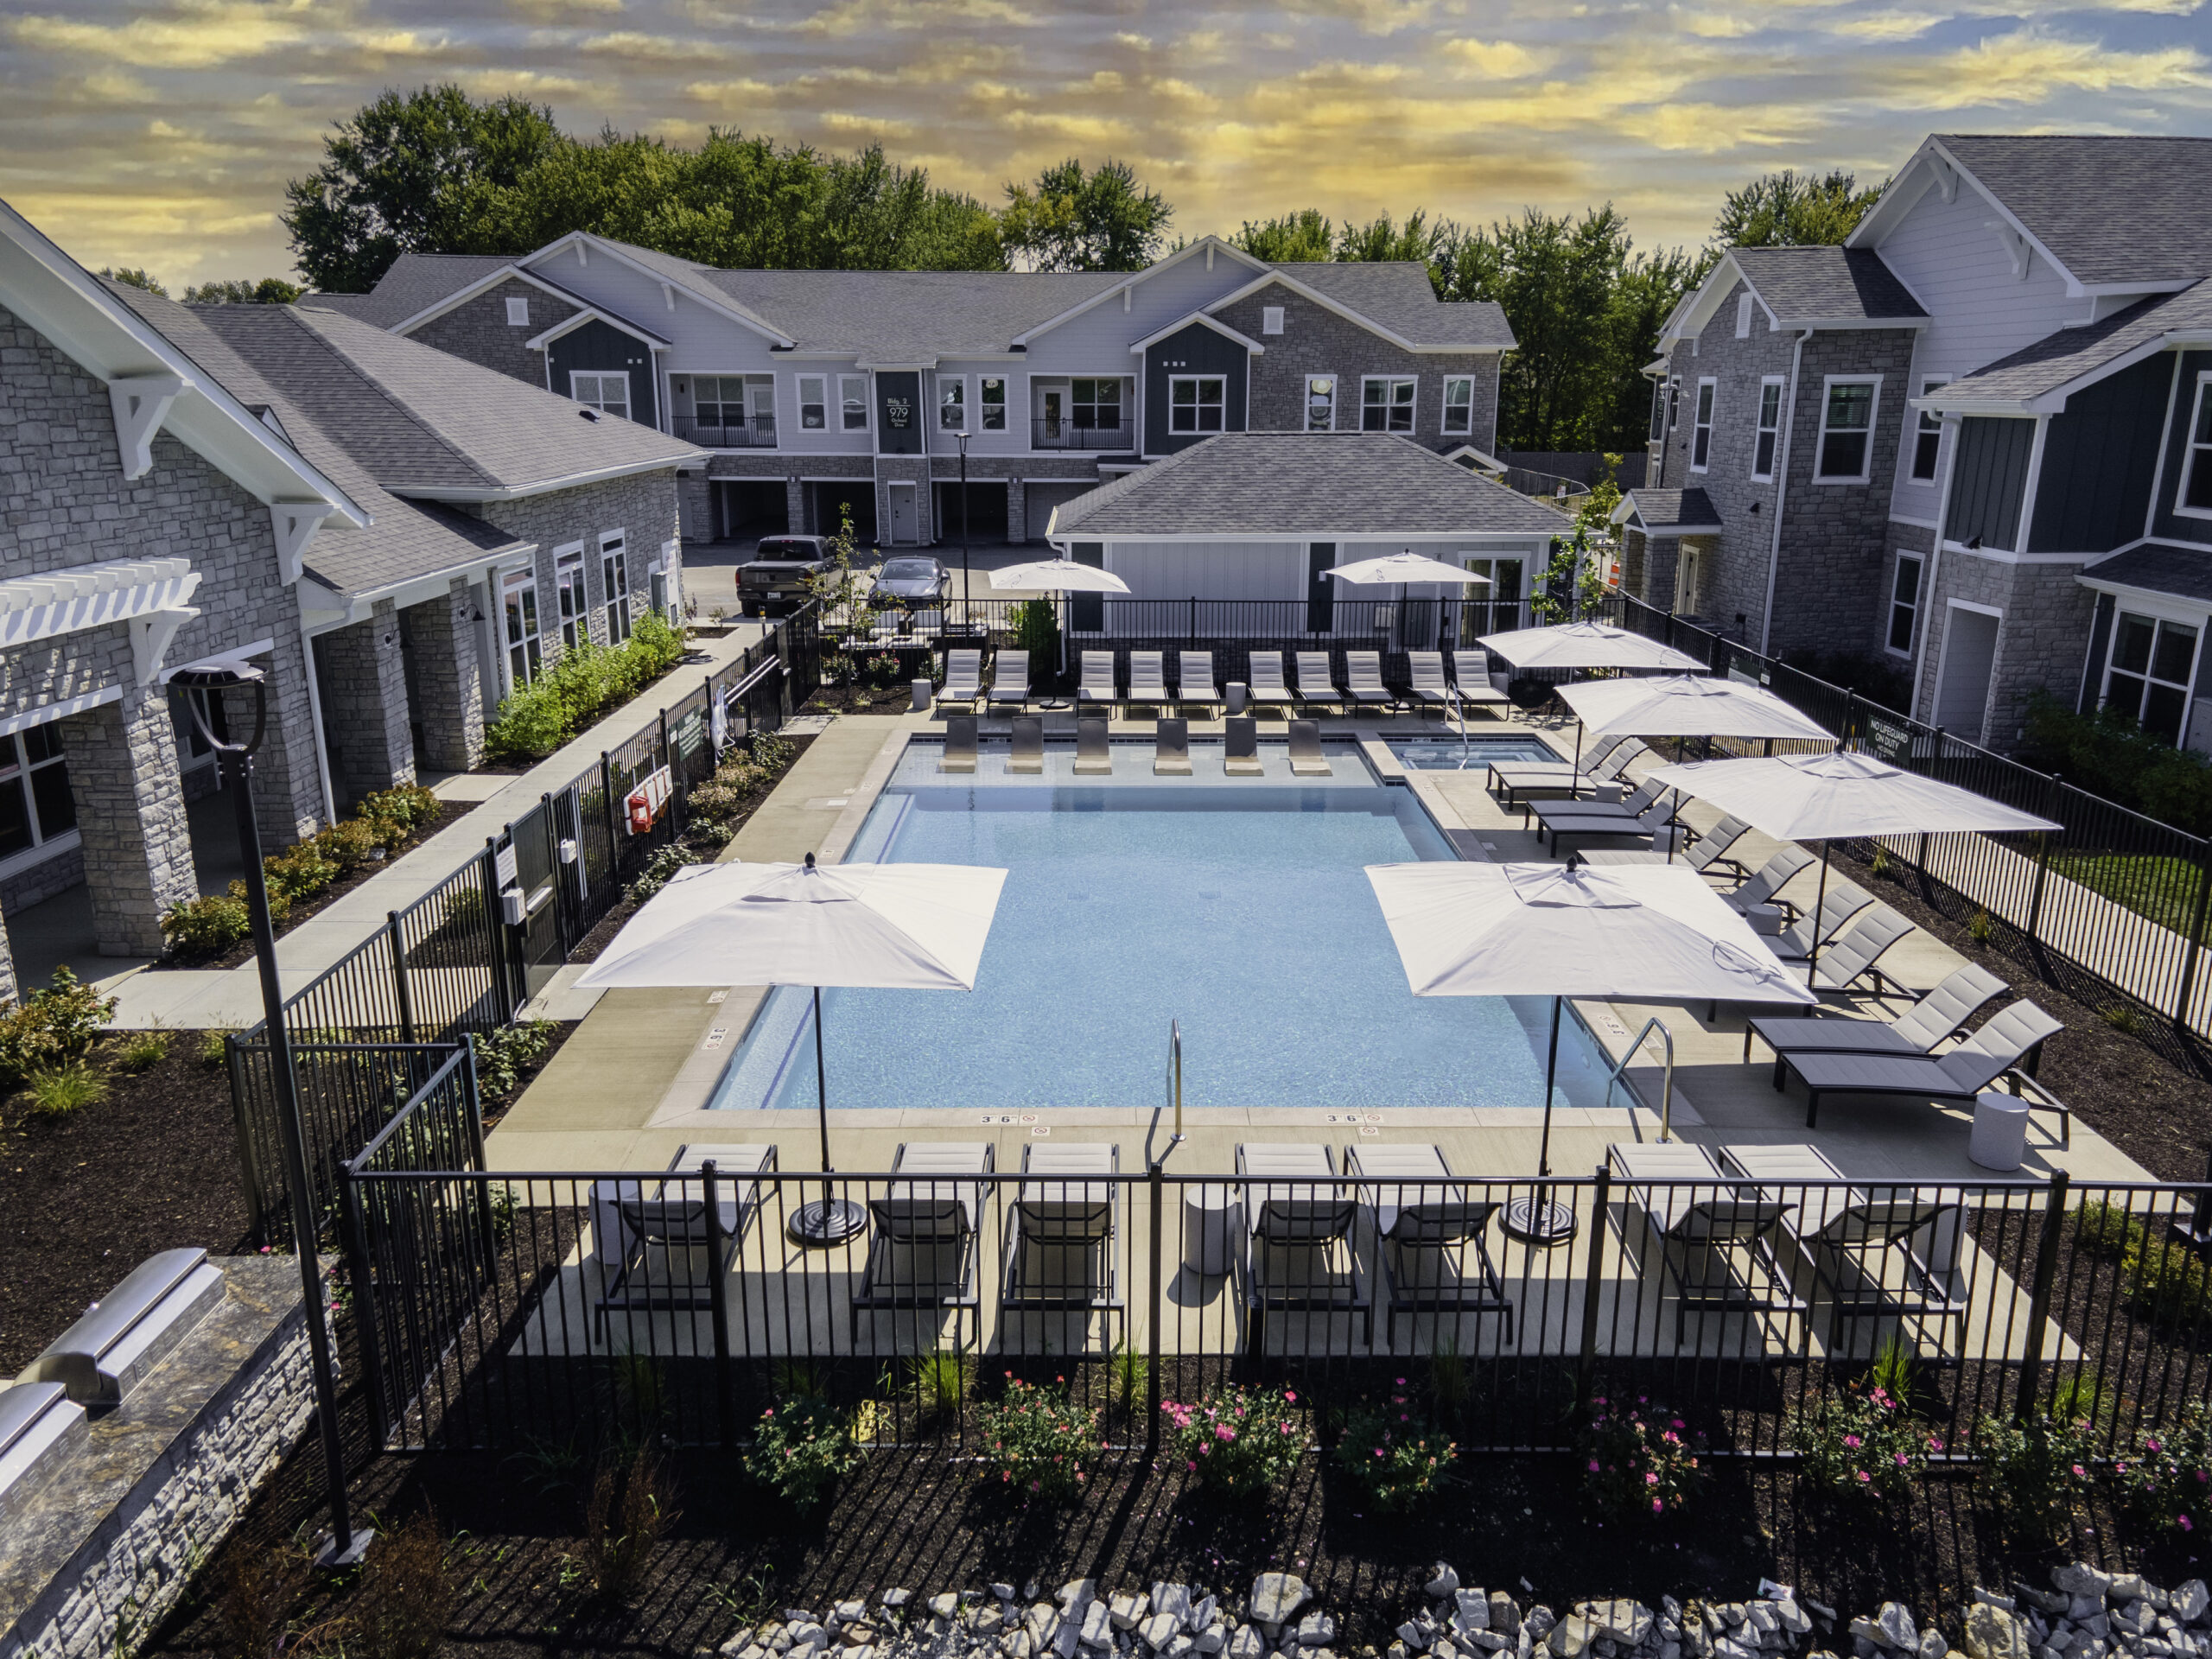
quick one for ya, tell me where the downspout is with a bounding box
[1757,328,1815,657]
[1907,414,1961,725]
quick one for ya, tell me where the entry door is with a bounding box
[1675,545,1701,616]
[1935,605,2000,743]
[1040,388,1065,444]
[887,481,918,544]
[1458,556,1524,641]
[1306,543,1337,633]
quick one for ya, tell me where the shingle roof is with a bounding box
[699,267,1124,359]
[105,283,529,594]
[1730,246,1926,324]
[1937,135,2212,289]
[1620,487,1724,537]
[1048,433,1569,538]
[1934,280,2212,409]
[1260,262,1515,348]
[2079,543,2212,607]
[300,253,518,328]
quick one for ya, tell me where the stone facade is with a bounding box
[1915,550,2098,742]
[402,578,484,772]
[404,276,579,391]
[315,598,415,804]
[60,691,198,957]
[465,468,685,668]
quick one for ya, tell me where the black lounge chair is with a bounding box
[1779,1001,2067,1140]
[999,1142,1122,1351]
[1744,963,2009,1071]
[1608,1141,1808,1348]
[1238,1142,1369,1352]
[1350,1144,1513,1347]
[592,1143,776,1338]
[850,1141,994,1346]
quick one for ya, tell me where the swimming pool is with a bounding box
[709,747,1616,1115]
[1389,734,1562,771]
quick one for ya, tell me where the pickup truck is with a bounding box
[738,537,830,615]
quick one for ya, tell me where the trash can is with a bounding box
[1225,682,1248,716]
[911,679,932,714]
[1969,1090,2030,1172]
[1180,1184,1244,1276]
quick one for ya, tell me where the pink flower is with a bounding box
[1651,1497,1663,1513]
[1856,1471,1872,1484]
[1843,1435,1861,1449]
[2181,1516,2195,1532]
[2072,1465,2087,1478]
[1285,1391,1296,1402]
[1588,1460,1601,1472]
[1645,1472,1659,1486]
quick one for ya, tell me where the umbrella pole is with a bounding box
[1504,995,1578,1245]
[1805,842,1833,990]
[791,983,867,1246]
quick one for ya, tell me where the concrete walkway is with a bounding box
[100,619,768,1031]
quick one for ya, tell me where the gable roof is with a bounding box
[1928,136,2212,291]
[1251,262,1515,349]
[1728,247,1926,326]
[1047,432,1568,539]
[301,253,519,329]
[2080,543,2212,608]
[697,267,1122,362]
[1614,486,1724,541]
[1924,278,2212,414]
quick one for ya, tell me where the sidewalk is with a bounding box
[104,620,769,1031]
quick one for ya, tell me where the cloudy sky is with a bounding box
[1,0,2207,289]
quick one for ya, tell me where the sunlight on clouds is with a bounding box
[460,68,597,99]
[820,110,918,140]
[507,0,622,15]
[1882,27,2210,105]
[1669,10,1758,38]
[1276,0,1438,35]
[579,31,728,62]
[9,0,315,69]
[1442,38,1547,75]
[1823,10,1942,41]
[1617,101,1825,150]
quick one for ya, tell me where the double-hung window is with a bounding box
[1306,375,1337,432]
[0,721,76,862]
[1691,378,1716,471]
[1734,291,1754,339]
[979,376,1007,431]
[1751,378,1783,480]
[2178,373,2212,516]
[1649,379,1669,443]
[1362,376,1414,433]
[1887,553,1923,656]
[503,568,542,688]
[1911,378,1948,481]
[1815,378,1878,480]
[1169,375,1224,434]
[601,531,631,644]
[797,375,828,430]
[1072,378,1122,433]
[2107,612,2201,744]
[938,377,967,432]
[571,372,628,421]
[839,374,869,432]
[1441,376,1474,435]
[555,545,588,651]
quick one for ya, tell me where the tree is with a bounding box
[1232,209,1336,263]
[99,266,166,296]
[181,277,304,304]
[1334,210,1450,269]
[1713,168,1885,248]
[283,84,563,291]
[998,158,1173,272]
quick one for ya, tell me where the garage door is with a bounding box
[1025,481,1095,542]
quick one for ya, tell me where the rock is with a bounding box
[2173,1588,2209,1627]
[1743,1606,1778,1643]
[976,1611,1008,1639]
[1401,1629,1431,1654]
[1878,1609,1919,1652]
[1468,1637,1508,1653]
[1778,1604,1815,1638]
[1921,1633,1948,1659]
[2057,1573,2117,1603]
[1457,1596,1493,1634]
[1714,1643,1760,1659]
[2114,1585,2152,1609]
[840,1627,877,1649]
[1304,1618,1339,1649]
[1116,1599,1154,1632]
[1552,1618,1598,1659]
[1432,1570,1465,1599]
[1230,1633,1266,1659]
[881,1592,912,1611]
[838,1605,870,1624]
[1166,1639,1193,1659]
[1195,1633,1224,1655]
[1584,1607,1655,1648]
[1062,1586,1101,1616]
[1528,1613,1558,1643]
[1493,1603,1523,1639]
[1145,1619,1190,1653]
[1193,1601,1220,1637]
[1154,1590,1194,1630]
[1967,1606,2035,1659]
[1254,1582,1313,1630]
[1080,1606,1115,1650]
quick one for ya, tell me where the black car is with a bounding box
[738,536,832,615]
[868,556,952,610]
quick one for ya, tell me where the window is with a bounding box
[1442,376,1474,435]
[938,376,966,432]
[1649,379,1668,442]
[839,373,869,432]
[1816,378,1878,480]
[2179,375,2212,516]
[979,376,1007,431]
[1306,375,1337,432]
[649,563,668,620]
[1887,553,1922,656]
[601,531,631,644]
[1262,306,1284,335]
[2107,612,2201,744]
[1362,377,1415,433]
[691,376,746,429]
[505,296,530,327]
[570,372,628,421]
[1666,379,1681,432]
[0,720,76,861]
[797,375,828,430]
[502,568,542,688]
[1169,375,1224,434]
[1734,291,1754,339]
[1911,378,1947,481]
[555,546,587,651]
[1691,378,1715,472]
[1751,378,1783,480]
[1072,378,1122,432]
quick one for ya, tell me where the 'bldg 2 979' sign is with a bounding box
[884,397,912,429]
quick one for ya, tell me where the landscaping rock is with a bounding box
[1081,1605,1114,1649]
[1143,1618,1186,1652]
[1252,1582,1312,1630]
[1918,1630,1947,1659]
[1432,1571,1464,1599]
[1878,1608,1919,1652]
[1716,1640,1761,1659]
[839,1605,870,1624]
[1551,1616,1597,1659]
[2174,1589,2209,1627]
[1195,1630,1224,1654]
[927,1595,958,1620]
[884,1592,913,1611]
[1116,1599,1153,1632]
[1302,1618,1338,1648]
[840,1626,877,1648]
[1493,1600,1523,1639]
[1400,1627,1430,1653]
[1583,1605,1654,1647]
[1457,1595,1492,1635]
[2056,1574,2115,1604]
[1967,1605,2033,1659]
[1229,1635,1266,1659]
[1194,1599,1221,1636]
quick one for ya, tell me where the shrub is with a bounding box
[1580,1395,1705,1522]
[1160,1383,1308,1497]
[359,783,441,840]
[486,617,688,760]
[474,1019,557,1103]
[263,840,341,906]
[2075,1198,2142,1259]
[2117,1399,2212,1537]
[1974,1408,2101,1544]
[2071,1200,2211,1328]
[975,1374,1103,1503]
[232,876,291,921]
[317,817,385,872]
[484,680,571,762]
[864,652,901,686]
[118,1029,170,1072]
[198,1027,236,1068]
[0,966,119,1085]
[627,845,693,905]
[1968,909,1994,944]
[353,1510,456,1659]
[1335,1389,1456,1514]
[2021,688,2212,837]
[908,1351,970,1416]
[162,893,250,955]
[746,1395,863,1510]
[1009,597,1060,661]
[582,1446,677,1601]
[1787,1382,1941,1502]
[27,1061,107,1117]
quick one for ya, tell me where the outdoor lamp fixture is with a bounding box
[169,660,369,1566]
[957,431,971,634]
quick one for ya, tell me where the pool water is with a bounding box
[709,769,1616,1115]
[1389,734,1562,771]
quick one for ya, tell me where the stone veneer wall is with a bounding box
[404,276,579,391]
[466,468,684,657]
[1914,550,2098,743]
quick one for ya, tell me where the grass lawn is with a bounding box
[2050,849,2208,939]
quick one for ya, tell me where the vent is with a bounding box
[506,296,530,327]
[1262,306,1284,335]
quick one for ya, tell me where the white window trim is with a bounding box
[1734,291,1753,340]
[1690,377,1716,474]
[506,296,530,327]
[1814,373,1882,485]
[1361,375,1418,434]
[938,372,969,435]
[1885,550,1923,659]
[794,372,830,434]
[1305,372,1339,433]
[1168,373,1228,435]
[2101,606,2206,744]
[976,373,1008,433]
[569,370,629,417]
[2174,371,2212,521]
[500,564,542,693]
[1751,374,1784,482]
[1909,374,1951,486]
[838,372,871,434]
[1262,305,1285,335]
[553,540,588,650]
[1440,374,1476,436]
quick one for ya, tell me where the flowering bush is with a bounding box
[1787,1383,1940,1503]
[2117,1398,2212,1538]
[975,1375,1103,1503]
[1973,1409,2100,1544]
[1580,1395,1706,1522]
[1160,1384,1309,1497]
[744,1395,861,1510]
[1332,1379,1456,1513]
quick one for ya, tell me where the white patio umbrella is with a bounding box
[1476,620,1706,673]
[1646,748,2062,987]
[1367,856,1813,1241]
[992,557,1132,697]
[575,852,1009,1243]
[1325,550,1491,658]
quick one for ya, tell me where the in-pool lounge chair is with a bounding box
[1294,652,1345,714]
[1344,651,1396,709]
[1239,1142,1369,1351]
[1077,651,1118,715]
[938,649,983,711]
[1598,815,1754,882]
[1743,963,2009,1071]
[593,1143,776,1338]
[1126,651,1171,714]
[1607,1141,1808,1346]
[999,1142,1122,1351]
[1449,651,1512,709]
[1248,652,1297,711]
[1781,1000,2068,1139]
[1287,719,1331,777]
[1537,794,1682,859]
[851,1141,994,1346]
[940,715,978,774]
[1350,1143,1512,1347]
[1009,715,1045,775]
[1075,716,1113,775]
[1487,734,1643,806]
[1719,1142,1968,1353]
[1723,847,1817,920]
[1154,718,1192,775]
[1179,652,1222,714]
[1224,715,1262,776]
[987,649,1030,712]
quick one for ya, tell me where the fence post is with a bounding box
[1146,1160,1164,1453]
[1844,690,1859,753]
[1575,1165,1609,1414]
[461,1035,498,1260]
[479,842,513,1027]
[2172,841,2212,1035]
[658,708,675,840]
[386,912,416,1045]
[226,1033,273,1245]
[2026,772,2061,959]
[337,1158,387,1452]
[702,1160,735,1451]
[2015,1167,2070,1423]
[540,792,569,957]
[600,751,621,898]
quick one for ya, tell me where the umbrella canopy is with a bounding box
[1324,552,1493,587]
[1645,749,2062,842]
[1557,674,1834,743]
[1366,861,1815,1008]
[1476,620,1706,673]
[989,559,1131,594]
[574,859,1007,991]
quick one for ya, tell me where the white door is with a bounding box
[887,481,918,545]
[1935,605,2000,742]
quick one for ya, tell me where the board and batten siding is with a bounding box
[1947,416,2035,551]
[2028,351,2173,554]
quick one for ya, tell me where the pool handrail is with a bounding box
[1601,1015,1677,1142]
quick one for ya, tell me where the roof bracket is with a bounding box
[130,606,201,685]
[270,502,335,584]
[1984,219,2031,281]
[107,374,186,480]
[662,281,675,311]
[1935,161,1957,204]
[576,240,587,267]
[1123,288,1131,312]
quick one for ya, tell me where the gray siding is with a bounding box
[546,318,659,429]
[1143,323,1249,455]
[1947,417,2036,552]
[2029,351,2171,554]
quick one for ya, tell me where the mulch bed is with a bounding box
[806,681,920,714]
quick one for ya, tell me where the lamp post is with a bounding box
[957,431,972,634]
[170,661,369,1566]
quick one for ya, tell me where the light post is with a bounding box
[957,432,972,634]
[170,661,369,1566]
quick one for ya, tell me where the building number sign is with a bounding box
[884,397,912,429]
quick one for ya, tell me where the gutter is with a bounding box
[386,453,704,502]
[1758,328,1815,656]
[1907,416,1961,722]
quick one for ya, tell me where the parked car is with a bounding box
[739,536,831,615]
[869,556,951,610]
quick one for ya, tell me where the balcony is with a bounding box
[1032,417,1135,452]
[673,415,777,448]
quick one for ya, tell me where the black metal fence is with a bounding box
[229,608,823,1243]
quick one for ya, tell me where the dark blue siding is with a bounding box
[547,319,658,429]
[2149,350,2212,549]
[2029,352,2172,553]
[1143,323,1248,455]
[1947,416,2034,551]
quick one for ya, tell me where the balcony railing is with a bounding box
[673,415,777,448]
[1032,416,1135,452]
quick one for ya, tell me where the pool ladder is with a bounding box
[1600,1016,1678,1142]
[1148,1020,1187,1168]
